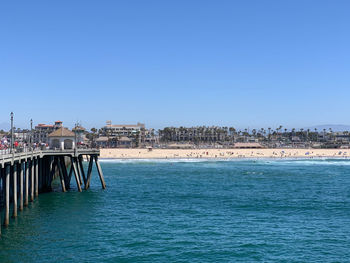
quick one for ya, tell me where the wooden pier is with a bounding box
[0,149,106,235]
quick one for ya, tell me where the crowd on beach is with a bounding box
[100,148,349,159]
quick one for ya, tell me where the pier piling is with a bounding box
[74,158,83,187]
[30,159,34,202]
[57,157,67,192]
[19,162,23,211]
[5,165,10,227]
[35,158,39,197]
[12,164,17,218]
[72,158,82,192]
[78,156,87,185]
[95,156,106,189]
[25,161,29,207]
[85,157,94,190]
[0,167,2,234]
[1,149,105,234]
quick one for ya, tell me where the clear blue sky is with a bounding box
[1,0,349,131]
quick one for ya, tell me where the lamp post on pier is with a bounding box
[30,119,33,151]
[74,123,78,155]
[10,112,14,154]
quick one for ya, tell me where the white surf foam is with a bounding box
[98,157,350,166]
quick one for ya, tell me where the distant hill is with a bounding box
[305,125,350,132]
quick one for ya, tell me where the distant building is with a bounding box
[97,121,146,147]
[117,136,132,148]
[159,126,230,144]
[142,128,158,147]
[34,121,63,144]
[95,135,134,148]
[334,132,350,143]
[95,136,109,148]
[13,129,31,143]
[101,121,145,137]
[48,127,75,150]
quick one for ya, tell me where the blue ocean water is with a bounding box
[1,158,350,262]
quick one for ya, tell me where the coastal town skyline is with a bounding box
[1,116,350,133]
[2,117,350,151]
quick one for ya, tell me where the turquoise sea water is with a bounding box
[1,158,350,262]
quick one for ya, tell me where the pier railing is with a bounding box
[0,148,100,161]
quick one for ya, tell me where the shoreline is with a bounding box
[98,157,350,162]
[99,148,350,159]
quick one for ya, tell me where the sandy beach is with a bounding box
[100,148,349,159]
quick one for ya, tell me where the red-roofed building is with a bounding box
[34,121,64,144]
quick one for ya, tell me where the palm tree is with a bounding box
[89,128,98,147]
[252,129,257,138]
[277,125,283,138]
[329,128,333,142]
[300,128,304,142]
[314,128,318,142]
[229,127,236,143]
[106,129,112,148]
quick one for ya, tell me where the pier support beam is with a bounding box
[25,161,29,206]
[56,157,67,192]
[13,164,18,218]
[48,157,56,190]
[84,155,106,190]
[68,164,73,182]
[31,159,34,202]
[95,156,106,189]
[0,168,2,234]
[84,157,94,190]
[78,156,86,185]
[75,158,83,187]
[71,158,82,192]
[39,158,43,190]
[19,161,24,211]
[47,157,55,191]
[35,158,39,197]
[59,157,70,190]
[5,165,10,226]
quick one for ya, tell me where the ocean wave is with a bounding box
[99,158,222,163]
[259,159,350,166]
[98,157,350,165]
